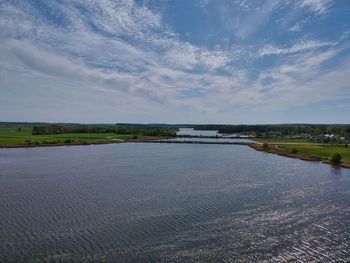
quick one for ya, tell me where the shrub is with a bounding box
[310,156,322,161]
[65,139,72,143]
[291,148,298,154]
[25,140,31,144]
[133,135,138,139]
[262,143,269,150]
[330,153,342,165]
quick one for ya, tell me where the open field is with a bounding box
[250,143,350,168]
[0,127,143,146]
[276,144,350,163]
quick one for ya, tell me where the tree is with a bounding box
[330,153,342,165]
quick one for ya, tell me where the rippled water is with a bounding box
[1,143,350,262]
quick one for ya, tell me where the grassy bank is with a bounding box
[250,143,350,168]
[0,127,160,147]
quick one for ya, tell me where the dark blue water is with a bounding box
[1,143,350,262]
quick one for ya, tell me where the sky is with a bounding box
[0,0,350,124]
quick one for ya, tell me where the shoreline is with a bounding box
[248,143,350,169]
[0,136,167,149]
[1,138,349,169]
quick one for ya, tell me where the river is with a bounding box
[1,143,349,262]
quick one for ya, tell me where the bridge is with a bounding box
[131,139,253,145]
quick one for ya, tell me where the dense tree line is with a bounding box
[10,122,350,139]
[217,124,350,137]
[31,124,177,137]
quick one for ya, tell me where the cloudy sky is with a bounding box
[0,0,349,124]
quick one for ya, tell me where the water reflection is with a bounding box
[0,143,349,262]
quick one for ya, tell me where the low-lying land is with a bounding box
[0,125,171,147]
[250,142,350,168]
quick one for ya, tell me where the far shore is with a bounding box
[1,136,349,170]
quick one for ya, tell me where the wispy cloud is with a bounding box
[297,0,333,15]
[0,0,349,123]
[289,24,301,32]
[257,40,337,57]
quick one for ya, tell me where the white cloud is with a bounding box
[233,0,282,39]
[164,42,230,71]
[251,47,348,112]
[258,40,336,57]
[297,0,333,15]
[0,0,349,123]
[289,24,301,32]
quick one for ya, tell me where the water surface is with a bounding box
[1,143,350,262]
[176,128,220,137]
[163,137,253,143]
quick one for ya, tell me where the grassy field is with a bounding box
[250,142,350,168]
[276,144,350,163]
[253,137,312,144]
[251,136,350,167]
[0,127,142,146]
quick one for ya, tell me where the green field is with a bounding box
[0,127,139,146]
[253,137,312,144]
[276,144,350,163]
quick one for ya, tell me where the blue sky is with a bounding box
[0,0,349,124]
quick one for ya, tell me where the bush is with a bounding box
[330,153,342,165]
[291,148,298,154]
[65,139,72,143]
[25,140,31,144]
[262,143,269,150]
[133,135,138,139]
[310,156,322,161]
[345,144,348,148]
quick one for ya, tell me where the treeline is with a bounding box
[7,122,350,138]
[116,123,350,136]
[216,124,350,137]
[32,124,177,137]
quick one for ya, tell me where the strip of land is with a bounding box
[250,141,350,169]
[0,126,168,148]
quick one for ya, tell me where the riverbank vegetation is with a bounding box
[0,123,177,147]
[250,143,350,168]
